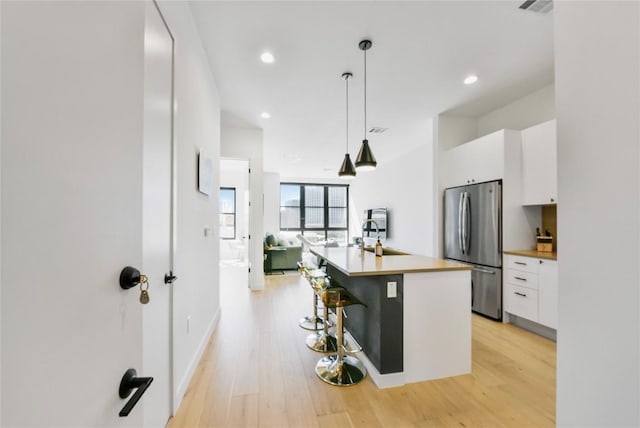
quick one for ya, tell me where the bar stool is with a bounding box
[306,276,338,353]
[298,265,325,331]
[315,287,367,386]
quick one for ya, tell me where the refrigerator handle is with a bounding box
[471,278,474,307]
[463,192,471,255]
[458,192,464,254]
[495,183,502,256]
[472,267,496,275]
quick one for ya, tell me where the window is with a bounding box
[219,187,236,239]
[280,183,349,244]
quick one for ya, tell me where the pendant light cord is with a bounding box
[346,76,349,152]
[363,49,367,139]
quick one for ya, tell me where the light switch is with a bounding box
[387,281,397,298]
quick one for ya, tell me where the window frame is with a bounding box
[219,187,237,240]
[279,182,349,241]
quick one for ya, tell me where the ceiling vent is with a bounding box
[519,0,553,13]
[368,127,388,134]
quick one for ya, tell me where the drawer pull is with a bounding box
[514,262,527,266]
[514,276,527,281]
[514,292,527,297]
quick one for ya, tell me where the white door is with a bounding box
[142,1,174,427]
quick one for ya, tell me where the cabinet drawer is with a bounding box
[505,256,538,273]
[506,284,538,322]
[506,269,538,289]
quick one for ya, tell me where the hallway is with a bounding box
[168,269,555,427]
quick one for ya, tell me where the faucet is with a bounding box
[361,219,379,254]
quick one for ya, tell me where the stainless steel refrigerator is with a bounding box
[444,180,502,320]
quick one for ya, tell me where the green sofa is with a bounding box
[263,233,302,273]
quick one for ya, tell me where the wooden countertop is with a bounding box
[504,249,557,260]
[310,247,471,277]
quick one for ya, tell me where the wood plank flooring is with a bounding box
[168,268,556,427]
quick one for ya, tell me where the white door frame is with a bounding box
[219,157,251,287]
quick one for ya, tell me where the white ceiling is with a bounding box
[189,1,554,180]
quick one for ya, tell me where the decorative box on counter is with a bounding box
[536,235,553,252]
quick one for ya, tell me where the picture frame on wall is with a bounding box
[198,148,213,196]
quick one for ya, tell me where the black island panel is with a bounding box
[327,265,404,374]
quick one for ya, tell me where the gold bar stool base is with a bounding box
[315,354,367,387]
[306,332,338,353]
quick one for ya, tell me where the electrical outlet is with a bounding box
[387,281,397,298]
[187,315,191,333]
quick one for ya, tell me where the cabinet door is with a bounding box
[443,131,505,188]
[521,119,557,205]
[538,259,558,329]
[506,284,538,321]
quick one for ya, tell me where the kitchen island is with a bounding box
[310,246,472,388]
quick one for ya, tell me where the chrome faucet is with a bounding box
[361,219,379,254]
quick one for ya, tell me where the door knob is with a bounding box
[120,266,142,290]
[118,368,153,417]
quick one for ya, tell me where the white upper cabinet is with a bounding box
[521,119,557,205]
[442,130,506,188]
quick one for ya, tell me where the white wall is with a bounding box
[476,84,555,136]
[1,2,146,426]
[555,2,640,426]
[221,127,264,290]
[350,142,434,256]
[435,115,478,151]
[263,172,280,235]
[157,1,221,411]
[437,83,555,150]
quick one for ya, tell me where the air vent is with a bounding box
[519,0,553,13]
[368,127,388,134]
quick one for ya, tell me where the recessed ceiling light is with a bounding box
[464,75,479,85]
[260,52,274,64]
[261,112,271,119]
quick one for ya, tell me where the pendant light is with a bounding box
[355,39,377,171]
[338,72,356,179]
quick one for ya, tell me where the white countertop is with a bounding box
[310,247,471,277]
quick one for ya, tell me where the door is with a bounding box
[142,1,174,426]
[538,259,558,329]
[443,186,466,262]
[464,180,502,268]
[471,265,502,320]
[522,119,557,205]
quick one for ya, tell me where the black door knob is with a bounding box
[120,266,141,290]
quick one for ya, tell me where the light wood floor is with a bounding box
[168,268,556,427]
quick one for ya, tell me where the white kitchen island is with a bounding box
[311,247,472,388]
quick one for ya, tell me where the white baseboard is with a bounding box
[173,306,221,413]
[507,313,557,342]
[358,352,406,389]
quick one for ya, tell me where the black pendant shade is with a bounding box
[338,153,356,178]
[355,139,377,171]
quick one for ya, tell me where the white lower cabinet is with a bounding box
[504,255,557,329]
[537,259,558,329]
